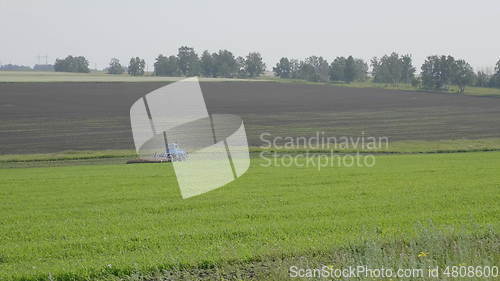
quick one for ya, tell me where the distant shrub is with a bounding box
[54,55,90,73]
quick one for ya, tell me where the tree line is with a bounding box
[69,46,265,78]
[153,47,266,78]
[274,52,500,93]
[50,48,500,92]
[273,56,368,83]
[0,64,53,71]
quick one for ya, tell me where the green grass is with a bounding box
[0,149,136,162]
[3,71,500,97]
[0,151,498,280]
[118,228,499,280]
[2,138,499,165]
[337,81,500,97]
[262,77,500,97]
[252,138,500,154]
[0,71,252,83]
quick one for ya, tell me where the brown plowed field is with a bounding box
[1,82,500,154]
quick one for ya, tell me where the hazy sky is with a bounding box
[1,0,499,71]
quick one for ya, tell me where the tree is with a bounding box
[475,71,490,87]
[420,56,439,89]
[128,57,145,76]
[107,58,124,74]
[411,76,421,88]
[317,58,330,82]
[329,56,367,82]
[452,60,475,93]
[371,53,414,85]
[54,55,90,73]
[0,64,32,71]
[297,61,317,82]
[154,55,179,76]
[329,57,346,81]
[273,57,291,78]
[212,50,238,77]
[421,55,456,90]
[353,58,368,81]
[177,46,200,76]
[244,52,266,77]
[344,56,356,83]
[400,54,416,83]
[200,50,214,77]
[421,55,476,92]
[289,59,300,79]
[236,56,247,78]
[296,56,329,82]
[490,59,500,88]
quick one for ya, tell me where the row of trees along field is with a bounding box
[55,56,146,76]
[274,52,500,93]
[94,47,265,78]
[154,47,266,78]
[51,48,500,92]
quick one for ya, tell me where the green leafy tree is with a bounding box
[452,60,475,93]
[329,56,367,82]
[54,55,90,73]
[411,76,421,88]
[289,59,301,79]
[154,55,179,76]
[490,59,500,88]
[107,58,124,74]
[212,50,238,77]
[316,57,330,82]
[128,57,145,76]
[400,54,416,83]
[244,52,266,77]
[371,53,415,84]
[297,56,329,82]
[177,46,200,76]
[200,50,214,77]
[421,55,476,92]
[344,56,356,83]
[236,56,247,78]
[329,57,346,81]
[353,58,368,81]
[273,57,291,78]
[371,53,414,85]
[297,61,317,82]
[475,71,490,87]
[421,55,456,90]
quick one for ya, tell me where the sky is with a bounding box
[0,0,499,72]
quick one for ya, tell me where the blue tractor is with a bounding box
[152,143,188,162]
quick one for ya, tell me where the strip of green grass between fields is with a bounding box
[2,71,500,97]
[1,138,500,163]
[261,77,500,97]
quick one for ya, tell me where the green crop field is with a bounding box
[2,71,499,97]
[0,71,252,83]
[1,151,498,280]
[262,77,500,97]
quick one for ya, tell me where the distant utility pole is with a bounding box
[36,55,48,65]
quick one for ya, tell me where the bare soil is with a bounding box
[1,82,500,154]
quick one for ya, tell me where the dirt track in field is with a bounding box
[1,82,500,154]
